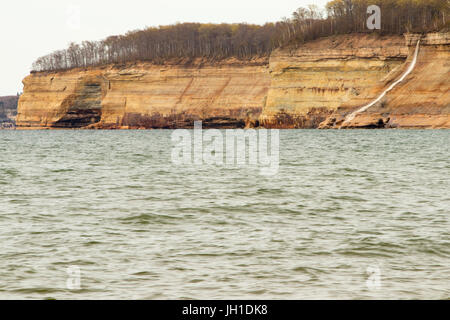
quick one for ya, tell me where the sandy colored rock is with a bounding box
[17,59,270,129]
[319,33,450,129]
[16,33,449,130]
[260,34,409,128]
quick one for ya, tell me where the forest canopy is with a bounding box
[32,0,449,72]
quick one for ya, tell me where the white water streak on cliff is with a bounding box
[343,40,421,124]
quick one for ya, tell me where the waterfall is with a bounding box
[342,39,421,125]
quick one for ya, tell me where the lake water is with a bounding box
[0,130,449,299]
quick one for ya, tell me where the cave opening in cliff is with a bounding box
[54,82,102,128]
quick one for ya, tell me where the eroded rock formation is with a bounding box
[318,33,450,129]
[16,59,270,129]
[16,33,449,129]
[260,34,409,128]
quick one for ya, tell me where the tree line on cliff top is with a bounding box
[33,0,449,72]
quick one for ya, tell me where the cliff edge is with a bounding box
[318,33,450,129]
[17,33,450,129]
[16,58,269,129]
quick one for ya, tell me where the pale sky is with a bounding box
[0,0,329,96]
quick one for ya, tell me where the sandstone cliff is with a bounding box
[16,59,269,129]
[318,33,450,129]
[17,33,449,129]
[261,34,409,128]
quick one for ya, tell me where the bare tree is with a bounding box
[32,0,449,72]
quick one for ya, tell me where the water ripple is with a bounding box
[0,129,448,299]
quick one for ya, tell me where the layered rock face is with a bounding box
[16,70,105,129]
[16,59,270,129]
[318,33,450,129]
[260,34,409,128]
[17,33,449,129]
